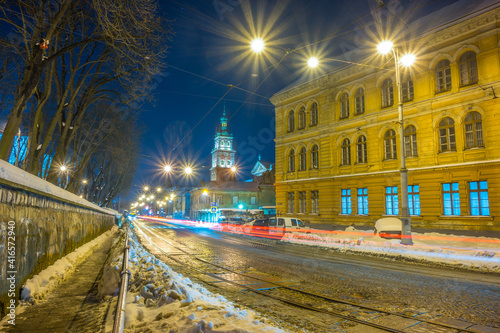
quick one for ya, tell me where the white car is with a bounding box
[374,217,402,239]
[268,217,311,235]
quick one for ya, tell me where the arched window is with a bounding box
[341,138,351,165]
[384,129,397,159]
[311,144,319,169]
[459,51,478,86]
[310,102,318,126]
[298,106,306,130]
[404,125,418,157]
[356,135,367,164]
[436,59,452,92]
[339,93,349,119]
[464,111,483,148]
[287,110,294,132]
[288,149,295,172]
[299,147,307,171]
[381,79,393,107]
[401,75,414,102]
[354,88,365,115]
[439,117,456,152]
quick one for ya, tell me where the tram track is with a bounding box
[135,220,493,333]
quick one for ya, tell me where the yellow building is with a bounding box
[270,3,500,231]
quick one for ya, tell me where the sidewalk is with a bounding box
[1,233,115,333]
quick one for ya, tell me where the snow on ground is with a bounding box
[115,228,285,333]
[279,227,500,273]
[19,228,117,302]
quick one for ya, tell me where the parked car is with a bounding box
[374,217,402,239]
[268,217,311,237]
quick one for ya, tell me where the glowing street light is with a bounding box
[157,187,162,192]
[82,179,87,184]
[307,57,319,68]
[60,165,67,172]
[202,190,208,196]
[377,40,416,245]
[164,165,172,172]
[230,166,236,172]
[251,38,265,53]
[144,186,149,191]
[184,166,192,175]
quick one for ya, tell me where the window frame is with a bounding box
[381,78,394,107]
[384,129,397,160]
[439,117,456,152]
[311,144,319,169]
[341,189,352,215]
[464,111,483,149]
[385,186,399,215]
[356,135,367,164]
[404,125,418,157]
[288,149,295,172]
[468,181,489,216]
[299,191,306,213]
[459,51,478,86]
[401,75,414,102]
[299,147,307,171]
[435,59,452,93]
[357,188,368,215]
[354,88,365,115]
[339,93,350,119]
[298,106,306,130]
[442,182,460,216]
[287,192,295,214]
[287,110,295,132]
[311,190,319,214]
[341,138,351,165]
[310,102,318,126]
[408,185,421,216]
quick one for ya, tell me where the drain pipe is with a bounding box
[112,227,131,333]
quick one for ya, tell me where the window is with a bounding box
[439,117,456,152]
[310,102,318,126]
[404,125,417,157]
[298,106,306,130]
[464,111,483,148]
[384,129,397,160]
[357,188,368,215]
[385,186,399,215]
[354,88,365,115]
[299,191,306,213]
[435,59,451,92]
[216,195,223,205]
[408,185,420,216]
[341,189,352,214]
[459,51,478,86]
[341,138,351,165]
[288,149,295,172]
[299,147,307,171]
[250,196,256,205]
[339,93,349,119]
[356,135,367,164]
[442,183,460,216]
[381,78,393,107]
[232,196,238,204]
[221,160,225,166]
[311,145,319,169]
[287,110,295,132]
[287,192,295,213]
[469,181,489,216]
[311,191,319,214]
[401,75,414,102]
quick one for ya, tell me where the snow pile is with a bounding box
[119,229,284,333]
[20,228,117,302]
[281,228,500,273]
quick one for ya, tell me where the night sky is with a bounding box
[131,0,460,195]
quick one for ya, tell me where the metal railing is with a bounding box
[112,227,131,333]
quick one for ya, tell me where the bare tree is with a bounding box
[0,0,171,161]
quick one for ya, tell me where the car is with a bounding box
[374,217,402,239]
[242,218,269,234]
[268,217,311,237]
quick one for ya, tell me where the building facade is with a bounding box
[270,3,500,231]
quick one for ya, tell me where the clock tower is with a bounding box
[210,107,235,181]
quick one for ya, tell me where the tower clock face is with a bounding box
[222,122,227,127]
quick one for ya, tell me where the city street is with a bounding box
[134,219,500,332]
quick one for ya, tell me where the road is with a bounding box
[134,219,500,332]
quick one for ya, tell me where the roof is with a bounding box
[272,0,500,99]
[200,181,260,192]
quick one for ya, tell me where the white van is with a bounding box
[268,217,310,236]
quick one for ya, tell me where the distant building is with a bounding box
[190,109,275,222]
[251,155,273,177]
[270,1,500,231]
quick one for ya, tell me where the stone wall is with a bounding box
[0,183,114,318]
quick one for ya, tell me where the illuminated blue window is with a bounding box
[385,186,399,215]
[469,181,489,216]
[341,189,351,214]
[442,183,460,216]
[357,188,368,215]
[408,185,420,215]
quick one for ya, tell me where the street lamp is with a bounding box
[251,38,265,53]
[164,165,172,173]
[378,40,415,245]
[60,165,69,188]
[184,166,192,175]
[307,57,319,68]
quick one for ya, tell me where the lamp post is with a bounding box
[378,41,415,245]
[60,165,69,189]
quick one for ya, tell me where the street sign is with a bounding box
[211,202,218,213]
